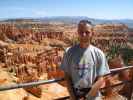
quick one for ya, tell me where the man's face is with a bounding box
[78,23,93,43]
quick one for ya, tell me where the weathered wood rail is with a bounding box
[0,66,133,100]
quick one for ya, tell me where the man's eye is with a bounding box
[79,31,90,34]
[85,31,90,34]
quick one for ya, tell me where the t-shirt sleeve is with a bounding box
[97,51,110,76]
[60,48,70,74]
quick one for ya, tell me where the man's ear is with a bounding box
[92,31,94,35]
[91,28,94,35]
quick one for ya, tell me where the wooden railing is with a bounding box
[0,66,133,100]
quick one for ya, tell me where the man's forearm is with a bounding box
[65,74,76,100]
[88,77,105,96]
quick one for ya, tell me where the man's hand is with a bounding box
[87,77,105,96]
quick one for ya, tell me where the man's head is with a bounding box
[77,20,94,44]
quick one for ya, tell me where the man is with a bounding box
[60,20,110,100]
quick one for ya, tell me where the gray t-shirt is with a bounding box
[60,44,110,96]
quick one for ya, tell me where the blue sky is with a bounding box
[0,0,133,19]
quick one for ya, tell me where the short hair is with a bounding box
[78,20,92,25]
[78,20,93,31]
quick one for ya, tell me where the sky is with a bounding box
[0,0,133,19]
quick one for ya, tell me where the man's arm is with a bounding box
[64,72,76,100]
[87,76,105,96]
[87,50,110,97]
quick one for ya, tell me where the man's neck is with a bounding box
[79,42,90,48]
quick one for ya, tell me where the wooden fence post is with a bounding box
[128,68,133,100]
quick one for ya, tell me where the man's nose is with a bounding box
[82,32,87,36]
